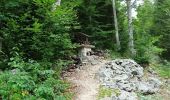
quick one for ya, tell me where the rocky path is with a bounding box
[64,59,108,100]
[64,58,170,100]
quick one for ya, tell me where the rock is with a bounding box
[98,67,115,82]
[118,90,138,100]
[148,77,162,88]
[130,67,144,78]
[137,82,158,94]
[136,77,162,95]
[113,74,129,81]
[102,82,117,89]
[86,55,99,65]
[111,63,122,70]
[117,81,137,92]
[111,96,118,100]
[98,59,161,99]
[165,79,170,84]
[124,66,131,74]
[91,60,99,65]
[98,59,144,83]
[100,94,118,100]
[104,68,114,78]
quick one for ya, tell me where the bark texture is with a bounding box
[126,0,136,57]
[112,0,121,50]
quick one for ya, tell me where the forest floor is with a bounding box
[63,58,108,100]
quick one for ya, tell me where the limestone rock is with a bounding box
[98,59,162,100]
[137,81,158,94]
[117,81,137,92]
[148,77,162,88]
[118,90,138,100]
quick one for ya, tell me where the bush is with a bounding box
[0,0,77,61]
[0,70,70,99]
[0,54,71,100]
[0,0,78,99]
[135,36,164,64]
[154,61,170,78]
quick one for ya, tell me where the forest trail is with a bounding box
[64,59,108,100]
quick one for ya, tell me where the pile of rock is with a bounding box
[98,59,162,100]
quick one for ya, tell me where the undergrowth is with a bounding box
[154,61,170,78]
[0,53,72,100]
[97,86,113,100]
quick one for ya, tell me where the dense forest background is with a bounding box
[0,0,170,99]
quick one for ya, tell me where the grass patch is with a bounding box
[153,62,170,78]
[97,86,113,100]
[110,51,121,59]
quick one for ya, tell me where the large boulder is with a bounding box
[98,59,162,100]
[98,59,144,84]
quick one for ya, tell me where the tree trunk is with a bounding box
[126,0,136,57]
[112,0,121,50]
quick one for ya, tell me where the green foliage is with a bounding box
[76,0,127,50]
[97,86,114,100]
[0,54,70,99]
[153,0,170,60]
[134,0,164,63]
[135,35,164,63]
[0,0,170,99]
[154,61,170,78]
[0,0,77,61]
[110,51,121,59]
[0,0,77,99]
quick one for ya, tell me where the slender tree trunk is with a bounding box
[112,0,121,50]
[126,0,136,57]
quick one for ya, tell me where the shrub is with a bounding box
[0,0,78,99]
[0,55,71,100]
[154,61,170,78]
[135,36,164,64]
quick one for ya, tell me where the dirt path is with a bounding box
[64,59,108,100]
